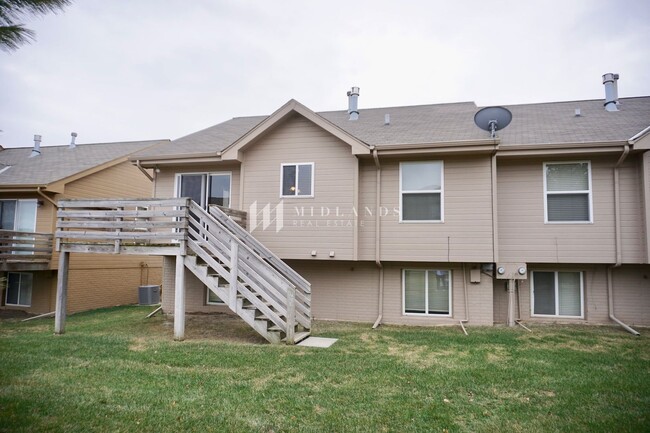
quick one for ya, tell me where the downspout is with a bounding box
[514,280,532,332]
[371,148,384,329]
[608,144,639,335]
[36,187,57,207]
[490,148,499,264]
[459,263,469,335]
[135,160,154,182]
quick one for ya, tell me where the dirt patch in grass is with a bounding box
[162,312,268,345]
[0,309,36,322]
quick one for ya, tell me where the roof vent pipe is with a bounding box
[30,134,42,157]
[347,86,360,120]
[69,132,77,148]
[602,73,619,112]
[384,114,390,125]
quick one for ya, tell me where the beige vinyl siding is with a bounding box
[377,155,493,263]
[643,152,650,263]
[498,157,619,263]
[241,113,357,260]
[286,260,379,322]
[35,199,55,233]
[154,163,241,209]
[619,156,645,263]
[357,159,378,261]
[612,265,650,326]
[64,160,154,199]
[161,256,231,314]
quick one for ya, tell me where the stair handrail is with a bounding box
[188,202,296,294]
[208,205,311,294]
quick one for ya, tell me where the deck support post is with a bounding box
[229,242,239,309]
[174,254,186,341]
[507,279,516,327]
[285,285,296,344]
[54,251,70,335]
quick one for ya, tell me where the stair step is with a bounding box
[283,331,310,344]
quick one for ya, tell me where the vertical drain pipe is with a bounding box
[608,144,639,336]
[372,148,384,329]
[459,264,469,335]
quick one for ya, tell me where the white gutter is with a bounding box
[608,144,640,336]
[36,186,57,207]
[628,125,650,144]
[607,266,640,336]
[371,148,384,329]
[135,160,154,182]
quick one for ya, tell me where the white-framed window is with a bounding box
[281,163,314,198]
[175,172,232,209]
[206,285,225,305]
[531,271,584,318]
[400,161,444,222]
[5,272,33,307]
[0,199,37,232]
[402,269,451,316]
[543,162,592,223]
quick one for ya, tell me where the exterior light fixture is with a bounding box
[497,266,505,275]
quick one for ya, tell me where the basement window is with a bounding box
[531,271,583,318]
[5,272,33,307]
[544,162,592,223]
[281,163,314,197]
[403,269,451,316]
[206,285,225,305]
[400,161,443,222]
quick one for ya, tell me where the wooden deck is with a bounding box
[53,198,311,344]
[0,230,53,271]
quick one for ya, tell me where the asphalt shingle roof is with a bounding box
[0,140,168,186]
[132,96,650,160]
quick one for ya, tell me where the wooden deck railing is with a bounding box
[0,230,53,269]
[56,198,192,255]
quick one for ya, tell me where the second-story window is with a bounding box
[400,161,444,222]
[544,162,592,223]
[281,163,314,197]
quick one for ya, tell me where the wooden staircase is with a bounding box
[54,198,311,344]
[185,202,312,344]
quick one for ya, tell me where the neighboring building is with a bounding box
[0,137,168,314]
[128,75,649,333]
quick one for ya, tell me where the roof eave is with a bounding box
[374,139,499,156]
[497,141,629,157]
[220,99,371,160]
[132,152,223,167]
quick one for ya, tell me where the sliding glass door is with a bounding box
[176,173,231,209]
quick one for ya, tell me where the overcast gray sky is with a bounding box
[1,0,648,148]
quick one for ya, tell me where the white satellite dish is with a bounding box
[474,106,512,138]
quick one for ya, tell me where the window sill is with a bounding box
[403,312,452,318]
[530,314,584,319]
[544,221,593,225]
[399,220,445,224]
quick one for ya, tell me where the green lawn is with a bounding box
[1,306,648,433]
